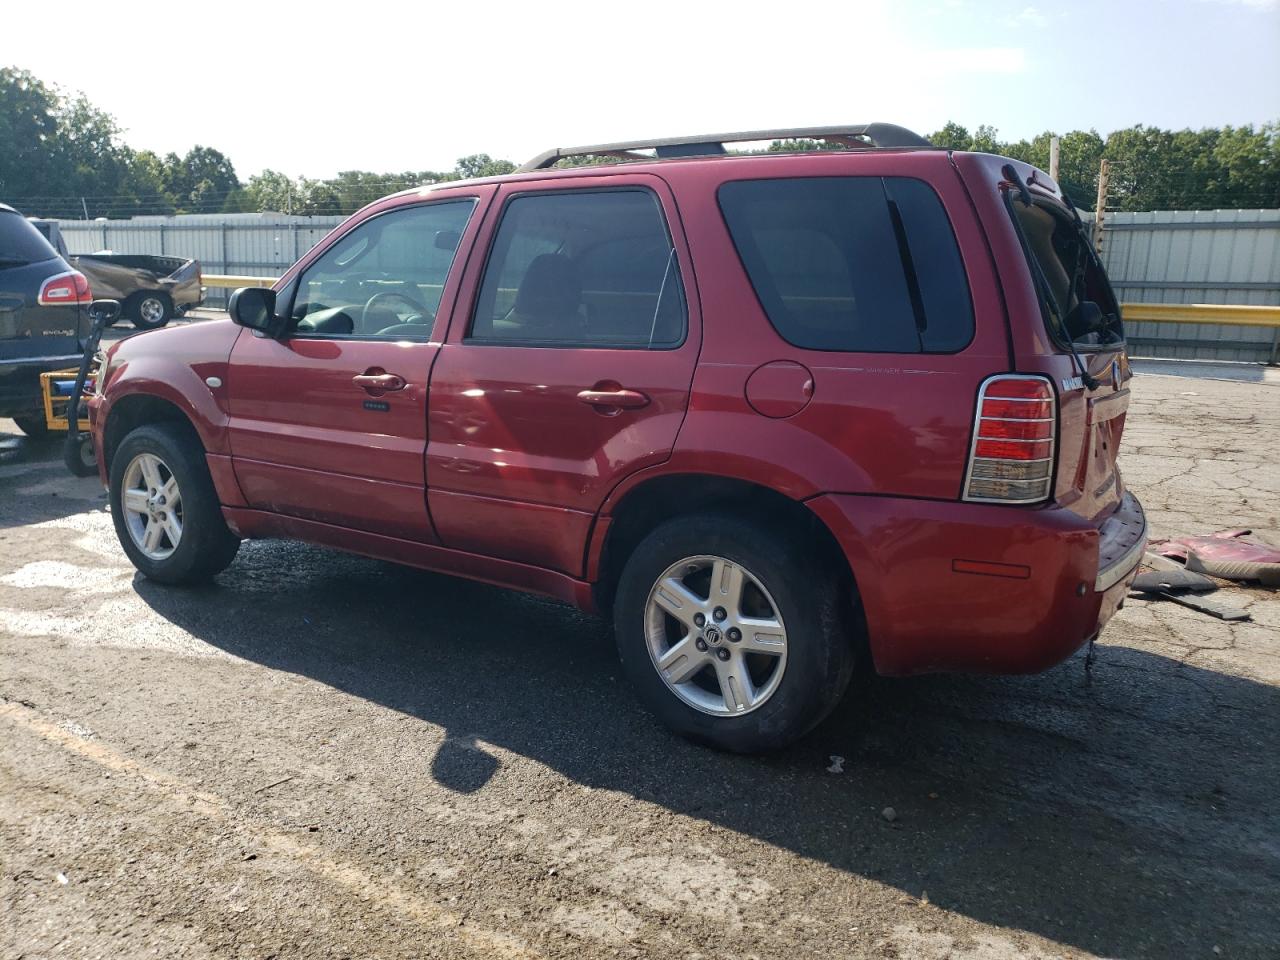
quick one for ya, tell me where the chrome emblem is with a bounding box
[1112,358,1121,389]
[703,626,723,646]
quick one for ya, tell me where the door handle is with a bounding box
[353,370,407,393]
[577,386,650,412]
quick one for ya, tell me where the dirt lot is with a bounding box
[1,365,1277,959]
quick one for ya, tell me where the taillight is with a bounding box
[37,270,93,306]
[963,374,1056,503]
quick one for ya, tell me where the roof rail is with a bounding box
[518,123,934,172]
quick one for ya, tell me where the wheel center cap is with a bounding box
[703,625,723,646]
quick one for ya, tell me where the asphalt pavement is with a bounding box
[1,368,1277,959]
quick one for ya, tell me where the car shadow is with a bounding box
[0,425,107,531]
[134,539,1279,958]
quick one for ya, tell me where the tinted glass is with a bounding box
[469,190,685,348]
[717,177,974,353]
[0,212,60,267]
[291,200,476,339]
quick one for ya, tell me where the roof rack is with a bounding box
[518,123,934,172]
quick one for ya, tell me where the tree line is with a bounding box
[2,67,1276,219]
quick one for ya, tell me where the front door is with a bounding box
[427,175,700,574]
[226,192,491,540]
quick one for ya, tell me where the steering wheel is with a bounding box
[360,290,432,332]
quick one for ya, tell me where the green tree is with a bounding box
[455,154,516,179]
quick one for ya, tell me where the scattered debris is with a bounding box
[242,853,257,862]
[55,872,68,885]
[1131,569,1216,593]
[1130,550,1253,621]
[881,807,897,823]
[826,755,845,774]
[1141,591,1250,622]
[254,776,294,794]
[1151,530,1280,586]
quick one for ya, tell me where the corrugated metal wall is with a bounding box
[1099,209,1280,363]
[55,208,1280,359]
[56,214,345,306]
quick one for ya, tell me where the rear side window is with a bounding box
[717,177,973,353]
[469,189,686,348]
[0,212,60,267]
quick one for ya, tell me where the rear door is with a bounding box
[226,192,492,540]
[426,175,700,575]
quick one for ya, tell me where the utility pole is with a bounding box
[1048,136,1061,181]
[81,197,90,221]
[1092,158,1110,254]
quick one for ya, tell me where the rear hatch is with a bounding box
[0,212,86,361]
[991,161,1130,525]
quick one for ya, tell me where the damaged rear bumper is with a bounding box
[807,490,1147,677]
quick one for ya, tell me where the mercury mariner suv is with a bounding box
[89,124,1146,752]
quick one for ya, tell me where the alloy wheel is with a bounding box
[644,554,788,716]
[121,452,183,560]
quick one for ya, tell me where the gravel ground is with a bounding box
[1,367,1277,959]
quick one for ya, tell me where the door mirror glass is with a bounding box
[229,287,279,335]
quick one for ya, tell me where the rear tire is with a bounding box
[614,514,856,753]
[109,423,240,583]
[126,291,173,331]
[13,415,49,439]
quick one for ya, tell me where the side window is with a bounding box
[290,199,476,340]
[717,177,974,353]
[468,189,686,348]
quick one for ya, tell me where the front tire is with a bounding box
[614,514,856,753]
[109,423,240,583]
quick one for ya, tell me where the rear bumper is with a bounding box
[807,490,1146,677]
[0,354,83,416]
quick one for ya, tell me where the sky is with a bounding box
[6,0,1279,181]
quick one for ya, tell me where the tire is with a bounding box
[108,423,240,584]
[613,514,856,753]
[126,291,173,331]
[63,433,97,477]
[13,415,50,439]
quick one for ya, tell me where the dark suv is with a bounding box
[1,203,92,437]
[89,125,1145,752]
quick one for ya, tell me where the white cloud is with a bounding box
[1010,5,1049,27]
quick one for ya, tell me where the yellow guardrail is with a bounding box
[199,276,1277,328]
[203,274,283,289]
[1120,303,1280,328]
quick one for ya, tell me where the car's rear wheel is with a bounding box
[13,415,49,439]
[614,514,856,753]
[109,423,240,583]
[126,291,172,331]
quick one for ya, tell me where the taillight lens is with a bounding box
[964,375,1056,503]
[37,270,93,306]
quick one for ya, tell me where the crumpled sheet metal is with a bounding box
[1149,529,1280,586]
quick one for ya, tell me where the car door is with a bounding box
[226,191,493,540]
[427,175,701,574]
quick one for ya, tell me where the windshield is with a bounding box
[0,211,60,267]
[1010,199,1124,349]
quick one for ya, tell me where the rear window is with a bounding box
[717,177,973,353]
[1010,200,1123,348]
[0,212,59,267]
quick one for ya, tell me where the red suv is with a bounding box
[89,125,1145,752]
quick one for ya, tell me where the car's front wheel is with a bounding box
[109,423,240,583]
[614,514,856,753]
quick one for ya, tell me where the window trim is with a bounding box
[715,174,976,355]
[463,185,689,351]
[283,197,479,343]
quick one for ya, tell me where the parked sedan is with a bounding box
[0,203,91,437]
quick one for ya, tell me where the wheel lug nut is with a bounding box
[695,638,708,651]
[727,628,741,642]
[694,613,706,628]
[716,648,730,661]
[713,607,727,622]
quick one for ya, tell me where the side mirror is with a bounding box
[434,229,461,252]
[229,287,283,337]
[87,299,121,325]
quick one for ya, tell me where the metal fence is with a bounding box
[57,214,345,307]
[1099,209,1280,363]
[56,207,1280,361]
